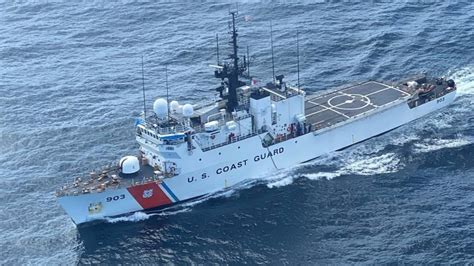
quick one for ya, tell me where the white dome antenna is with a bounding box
[170,100,180,113]
[182,104,194,117]
[119,156,140,174]
[153,98,168,118]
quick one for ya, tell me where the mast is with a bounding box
[216,33,220,65]
[270,20,275,83]
[231,12,238,75]
[165,65,170,121]
[213,11,247,112]
[228,11,239,111]
[141,56,146,120]
[297,30,300,89]
[247,45,250,79]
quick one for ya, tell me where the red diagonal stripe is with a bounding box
[127,182,172,209]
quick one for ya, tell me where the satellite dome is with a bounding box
[153,98,168,118]
[119,156,140,174]
[177,105,183,114]
[182,104,194,117]
[170,100,180,113]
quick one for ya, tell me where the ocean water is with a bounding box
[1,0,474,264]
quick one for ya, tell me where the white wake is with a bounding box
[448,66,474,95]
[413,137,472,153]
[106,212,152,223]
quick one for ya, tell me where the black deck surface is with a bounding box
[305,81,411,130]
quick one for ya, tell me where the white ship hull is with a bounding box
[58,91,456,225]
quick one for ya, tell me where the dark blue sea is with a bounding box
[1,0,474,264]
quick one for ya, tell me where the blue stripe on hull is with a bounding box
[161,182,179,202]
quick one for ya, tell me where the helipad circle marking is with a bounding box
[327,94,371,111]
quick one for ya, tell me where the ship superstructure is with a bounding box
[57,13,457,225]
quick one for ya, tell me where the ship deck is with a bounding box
[57,158,163,196]
[305,81,411,130]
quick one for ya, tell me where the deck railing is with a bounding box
[196,129,266,152]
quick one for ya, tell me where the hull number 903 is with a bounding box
[106,194,125,202]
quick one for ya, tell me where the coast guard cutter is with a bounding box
[57,13,457,225]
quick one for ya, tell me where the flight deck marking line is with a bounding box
[306,100,349,117]
[372,81,410,96]
[328,94,371,111]
[390,86,411,96]
[309,92,407,131]
[306,84,400,118]
[306,91,382,118]
[363,86,409,98]
[308,100,350,118]
[306,107,333,117]
[363,87,392,97]
[306,98,361,117]
[336,91,379,108]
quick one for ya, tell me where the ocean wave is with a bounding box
[307,152,403,180]
[266,174,297,188]
[413,137,472,153]
[156,208,192,216]
[105,212,152,223]
[449,66,474,95]
[266,151,404,189]
[104,207,194,224]
[304,171,342,181]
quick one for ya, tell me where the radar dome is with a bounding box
[119,156,140,174]
[153,98,168,118]
[170,100,180,113]
[182,104,194,117]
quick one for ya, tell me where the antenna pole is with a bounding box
[231,12,238,74]
[247,45,250,79]
[165,65,170,121]
[141,55,146,121]
[270,20,275,83]
[297,30,300,89]
[216,33,220,65]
